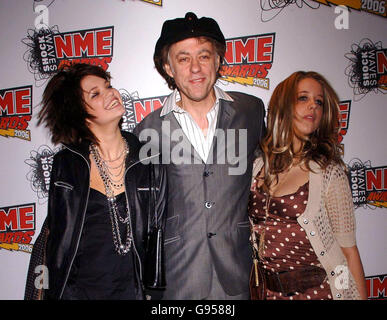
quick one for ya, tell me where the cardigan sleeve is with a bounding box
[251,157,264,189]
[324,164,357,248]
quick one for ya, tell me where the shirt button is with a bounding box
[336,293,342,298]
[320,251,325,256]
[303,219,309,224]
[331,271,335,276]
[310,231,315,236]
[207,232,216,238]
[203,170,211,177]
[205,201,213,209]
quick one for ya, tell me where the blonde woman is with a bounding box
[249,71,367,300]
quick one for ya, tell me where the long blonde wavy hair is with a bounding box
[261,71,345,193]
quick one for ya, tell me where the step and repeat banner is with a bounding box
[0,0,386,300]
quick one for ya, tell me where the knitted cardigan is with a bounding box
[250,157,361,300]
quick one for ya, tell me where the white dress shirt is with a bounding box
[160,86,234,163]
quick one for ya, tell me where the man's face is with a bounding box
[164,37,220,105]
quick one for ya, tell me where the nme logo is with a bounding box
[0,86,32,141]
[23,26,114,82]
[366,166,387,191]
[54,26,114,70]
[366,274,387,299]
[133,97,167,124]
[120,89,167,132]
[347,159,387,208]
[338,100,351,145]
[221,33,275,90]
[0,203,35,254]
[376,49,387,89]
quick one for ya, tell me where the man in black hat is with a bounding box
[134,12,265,300]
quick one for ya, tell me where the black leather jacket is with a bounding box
[24,131,167,300]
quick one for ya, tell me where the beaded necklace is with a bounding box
[89,138,132,255]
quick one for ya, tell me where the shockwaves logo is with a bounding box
[0,203,35,254]
[0,86,32,141]
[347,158,387,209]
[22,25,114,85]
[220,33,275,90]
[25,145,59,203]
[345,39,387,100]
[338,100,351,147]
[366,274,387,299]
[314,0,387,18]
[120,89,167,132]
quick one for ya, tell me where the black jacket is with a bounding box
[24,131,167,300]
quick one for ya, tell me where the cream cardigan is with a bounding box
[250,157,361,300]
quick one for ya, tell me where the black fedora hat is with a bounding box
[154,12,225,57]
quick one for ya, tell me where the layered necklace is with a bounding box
[89,137,132,255]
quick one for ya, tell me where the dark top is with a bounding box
[62,189,136,300]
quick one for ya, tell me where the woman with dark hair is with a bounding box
[249,71,367,300]
[25,63,167,300]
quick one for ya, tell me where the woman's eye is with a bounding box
[316,99,324,106]
[91,92,99,98]
[298,96,307,101]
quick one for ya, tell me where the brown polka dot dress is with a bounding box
[249,177,332,300]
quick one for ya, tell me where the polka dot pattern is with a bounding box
[249,179,332,300]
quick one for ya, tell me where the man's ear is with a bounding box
[164,63,174,78]
[215,54,221,72]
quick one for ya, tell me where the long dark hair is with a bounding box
[37,63,111,145]
[261,71,344,192]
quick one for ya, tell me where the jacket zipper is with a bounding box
[123,167,143,289]
[123,153,160,290]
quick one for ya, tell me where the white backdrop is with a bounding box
[0,0,386,300]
